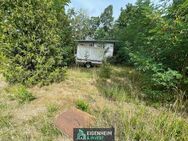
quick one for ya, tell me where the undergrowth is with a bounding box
[92,105,188,141]
[97,66,188,113]
[5,84,35,103]
[75,99,89,112]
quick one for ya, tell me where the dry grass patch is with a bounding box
[0,67,99,140]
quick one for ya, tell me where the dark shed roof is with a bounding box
[75,40,118,43]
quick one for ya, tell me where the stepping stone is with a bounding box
[54,108,95,138]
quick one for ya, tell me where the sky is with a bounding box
[67,0,137,19]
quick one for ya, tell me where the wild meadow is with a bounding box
[1,0,188,140]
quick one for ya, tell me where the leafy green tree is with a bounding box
[67,5,115,40]
[89,16,100,39]
[67,8,90,40]
[114,1,155,64]
[100,5,114,32]
[0,0,72,86]
[95,5,114,39]
[151,0,188,90]
[115,0,188,92]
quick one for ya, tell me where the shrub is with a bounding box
[98,63,112,79]
[0,0,72,86]
[129,52,183,89]
[75,99,89,112]
[152,69,182,89]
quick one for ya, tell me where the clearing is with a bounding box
[0,66,188,141]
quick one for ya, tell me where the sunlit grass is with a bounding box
[0,66,187,141]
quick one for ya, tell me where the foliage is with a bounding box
[96,66,188,111]
[75,99,89,112]
[152,69,183,89]
[95,5,114,39]
[6,84,35,103]
[89,16,100,39]
[129,53,183,89]
[67,8,91,40]
[98,62,112,79]
[113,1,154,64]
[67,5,115,40]
[0,0,72,86]
[115,0,188,93]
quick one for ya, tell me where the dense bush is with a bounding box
[115,0,188,94]
[129,53,183,89]
[0,0,72,86]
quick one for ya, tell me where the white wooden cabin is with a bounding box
[75,40,115,68]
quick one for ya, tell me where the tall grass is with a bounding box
[97,66,188,113]
[92,105,188,141]
[95,65,188,140]
[97,63,112,79]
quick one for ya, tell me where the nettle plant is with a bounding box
[129,52,183,89]
[152,69,183,89]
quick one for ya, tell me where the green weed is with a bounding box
[98,63,112,79]
[47,103,60,116]
[6,84,35,103]
[75,99,89,112]
[0,115,13,128]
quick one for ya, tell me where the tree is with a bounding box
[89,16,100,39]
[115,0,155,64]
[0,0,72,85]
[115,0,188,91]
[95,5,114,39]
[67,8,90,40]
[100,5,114,32]
[67,5,115,40]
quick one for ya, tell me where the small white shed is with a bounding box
[75,40,115,67]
